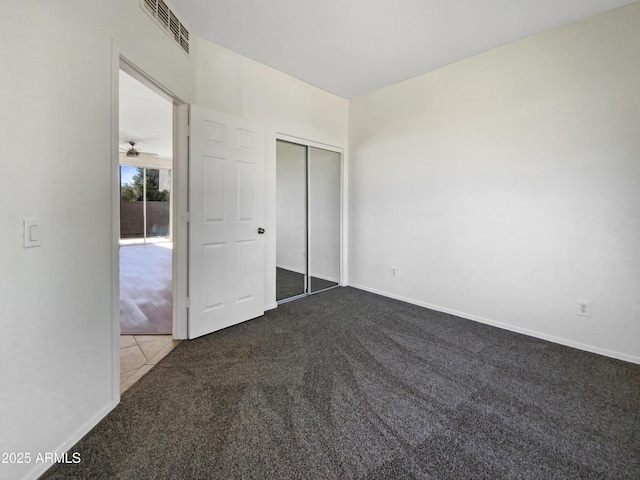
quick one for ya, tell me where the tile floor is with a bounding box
[120,335,180,393]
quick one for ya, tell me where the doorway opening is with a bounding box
[117,63,180,391]
[114,58,189,394]
[119,69,173,342]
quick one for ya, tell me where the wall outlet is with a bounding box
[577,299,591,317]
[391,267,398,277]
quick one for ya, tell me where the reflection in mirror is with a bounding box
[276,140,307,301]
[309,147,340,293]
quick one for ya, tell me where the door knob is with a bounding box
[257,227,265,234]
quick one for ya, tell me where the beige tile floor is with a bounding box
[120,335,180,393]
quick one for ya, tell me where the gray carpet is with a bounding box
[41,287,639,479]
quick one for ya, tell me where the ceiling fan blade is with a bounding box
[119,141,160,158]
[119,151,160,159]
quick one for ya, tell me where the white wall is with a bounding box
[0,2,193,479]
[193,39,348,309]
[348,3,640,363]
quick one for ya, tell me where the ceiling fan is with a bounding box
[119,141,158,158]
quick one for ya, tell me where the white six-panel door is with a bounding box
[188,105,265,339]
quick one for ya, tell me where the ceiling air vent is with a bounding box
[141,0,190,55]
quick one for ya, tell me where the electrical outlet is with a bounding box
[577,300,591,317]
[391,267,398,277]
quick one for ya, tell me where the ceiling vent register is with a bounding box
[141,0,190,54]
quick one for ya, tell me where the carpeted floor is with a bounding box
[42,287,639,479]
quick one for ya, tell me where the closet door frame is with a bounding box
[275,133,346,302]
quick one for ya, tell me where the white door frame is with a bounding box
[173,104,189,339]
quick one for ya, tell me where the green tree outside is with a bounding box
[121,167,169,202]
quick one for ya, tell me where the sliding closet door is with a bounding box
[308,147,341,293]
[276,140,307,301]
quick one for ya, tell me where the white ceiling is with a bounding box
[119,70,173,160]
[170,0,636,99]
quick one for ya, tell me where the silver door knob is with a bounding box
[257,227,265,234]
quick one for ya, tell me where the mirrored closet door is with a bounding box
[276,140,341,303]
[276,141,308,300]
[308,147,341,293]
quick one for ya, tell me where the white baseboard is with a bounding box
[24,399,119,480]
[349,283,640,365]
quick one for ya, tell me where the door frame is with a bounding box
[111,57,190,399]
[118,58,189,340]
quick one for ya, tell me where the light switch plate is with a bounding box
[24,219,41,248]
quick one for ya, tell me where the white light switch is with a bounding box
[24,219,41,248]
